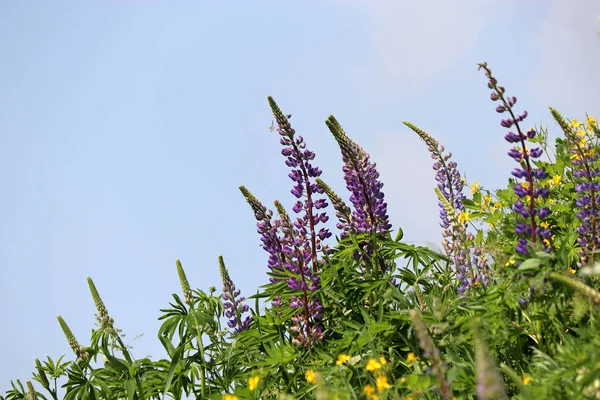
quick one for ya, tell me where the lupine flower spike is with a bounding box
[268,96,331,271]
[57,315,88,361]
[410,310,451,399]
[435,187,477,293]
[87,277,115,331]
[478,62,551,255]
[274,200,324,348]
[314,178,352,238]
[473,320,508,400]
[218,255,252,334]
[176,259,193,307]
[550,108,600,265]
[408,122,490,290]
[325,115,392,237]
[239,185,288,284]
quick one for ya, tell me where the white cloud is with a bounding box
[353,0,494,91]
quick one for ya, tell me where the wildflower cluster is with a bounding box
[219,255,252,334]
[268,97,331,267]
[406,122,489,292]
[326,115,392,237]
[239,186,287,285]
[478,62,551,255]
[363,356,391,400]
[551,109,600,265]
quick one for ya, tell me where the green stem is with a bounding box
[192,316,207,398]
[116,335,145,400]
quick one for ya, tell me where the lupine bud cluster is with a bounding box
[325,115,392,238]
[87,277,115,332]
[26,381,37,400]
[268,97,331,270]
[218,256,252,334]
[550,109,600,265]
[478,62,551,255]
[57,315,88,361]
[175,259,194,306]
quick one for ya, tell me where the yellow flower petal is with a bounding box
[336,354,351,365]
[305,370,317,384]
[248,376,260,391]
[366,358,382,371]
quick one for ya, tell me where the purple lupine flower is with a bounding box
[239,185,289,283]
[325,115,392,238]
[275,200,324,348]
[404,122,466,214]
[314,178,352,238]
[268,97,331,271]
[435,187,476,293]
[218,255,252,334]
[479,62,551,255]
[550,108,600,265]
[406,121,491,292]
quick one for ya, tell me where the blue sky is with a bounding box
[1,0,599,390]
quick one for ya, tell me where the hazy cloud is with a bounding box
[355,0,494,91]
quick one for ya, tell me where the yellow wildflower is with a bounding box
[483,194,493,204]
[569,266,577,274]
[222,395,239,400]
[376,375,391,392]
[366,358,382,371]
[523,375,532,385]
[336,354,351,365]
[494,202,503,208]
[586,115,596,126]
[488,223,494,228]
[570,118,582,128]
[379,356,387,366]
[406,397,414,400]
[458,211,471,224]
[543,238,550,248]
[364,384,376,397]
[406,352,418,363]
[305,370,317,384]
[400,377,407,383]
[248,375,260,391]
[470,181,480,194]
[539,221,549,228]
[505,257,515,267]
[552,175,561,186]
